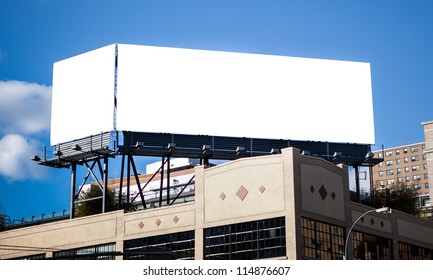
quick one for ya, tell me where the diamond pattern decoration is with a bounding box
[259,185,266,194]
[138,221,144,229]
[236,185,249,201]
[155,219,161,227]
[318,185,328,200]
[370,218,375,226]
[310,185,315,193]
[360,217,365,223]
[331,192,336,200]
[380,221,384,228]
[173,216,179,224]
[220,192,226,200]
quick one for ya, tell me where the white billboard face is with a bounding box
[50,44,116,145]
[51,43,375,145]
[116,44,374,144]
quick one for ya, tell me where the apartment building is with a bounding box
[372,142,430,211]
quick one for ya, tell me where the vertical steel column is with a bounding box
[166,156,171,204]
[159,156,165,206]
[369,164,374,204]
[118,154,125,210]
[70,163,77,219]
[355,165,361,203]
[102,155,109,213]
[126,154,131,211]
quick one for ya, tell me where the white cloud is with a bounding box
[0,80,51,135]
[0,134,47,181]
[0,81,52,181]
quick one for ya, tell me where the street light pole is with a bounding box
[343,207,392,260]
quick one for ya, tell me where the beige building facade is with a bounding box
[1,148,433,260]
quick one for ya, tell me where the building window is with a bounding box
[352,231,392,260]
[422,197,431,207]
[385,161,393,166]
[385,151,393,157]
[10,253,46,260]
[386,170,394,176]
[413,175,421,181]
[404,157,409,163]
[396,150,400,155]
[53,243,116,260]
[414,184,421,190]
[397,168,402,174]
[405,167,410,173]
[423,154,427,160]
[411,156,419,162]
[424,174,429,180]
[380,180,384,187]
[404,148,408,154]
[399,242,433,260]
[124,231,195,260]
[426,183,429,189]
[379,171,383,177]
[405,176,410,182]
[396,159,401,165]
[387,179,395,185]
[398,177,403,183]
[204,217,286,260]
[412,165,420,171]
[411,146,419,153]
[301,217,344,260]
[424,164,428,170]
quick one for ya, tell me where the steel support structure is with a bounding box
[33,131,383,220]
[68,156,111,217]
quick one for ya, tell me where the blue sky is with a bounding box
[1,0,433,220]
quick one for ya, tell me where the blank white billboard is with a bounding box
[51,43,375,145]
[50,44,116,145]
[116,44,374,144]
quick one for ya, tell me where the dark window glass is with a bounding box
[352,231,392,260]
[204,217,286,260]
[301,217,344,260]
[10,253,46,260]
[399,242,433,260]
[124,231,194,260]
[53,243,116,260]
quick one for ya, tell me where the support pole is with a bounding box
[159,156,165,207]
[355,165,361,203]
[126,154,131,211]
[369,164,374,205]
[166,156,171,205]
[118,154,125,210]
[102,155,109,213]
[70,163,77,219]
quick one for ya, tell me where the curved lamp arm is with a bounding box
[343,207,391,260]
